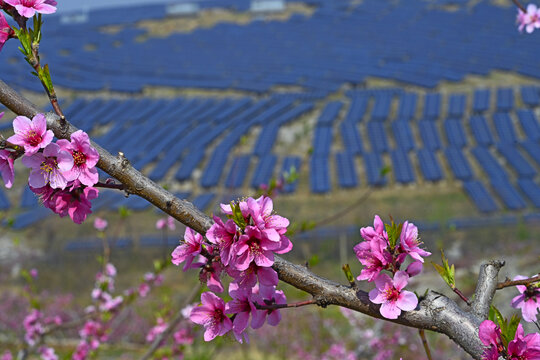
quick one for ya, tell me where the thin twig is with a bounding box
[453,287,471,306]
[496,274,540,290]
[94,181,125,191]
[419,329,433,360]
[513,0,527,13]
[140,284,201,360]
[253,299,317,311]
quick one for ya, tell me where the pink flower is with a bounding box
[146,318,168,343]
[225,282,256,341]
[38,347,57,360]
[156,216,176,230]
[0,13,12,52]
[206,216,237,266]
[507,323,540,359]
[93,217,108,231]
[1,351,12,360]
[369,271,418,319]
[397,221,431,263]
[53,184,99,224]
[138,283,150,297]
[479,320,504,360]
[232,228,279,270]
[0,150,14,188]
[173,328,194,346]
[4,0,56,17]
[354,236,392,282]
[511,275,540,323]
[227,262,279,289]
[251,285,286,329]
[518,4,540,33]
[8,114,53,156]
[29,268,38,278]
[171,227,203,271]
[199,254,224,293]
[21,142,73,189]
[190,292,232,341]
[57,130,99,186]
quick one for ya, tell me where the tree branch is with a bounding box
[497,273,540,290]
[0,79,498,360]
[471,260,505,320]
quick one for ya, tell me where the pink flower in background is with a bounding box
[57,130,99,186]
[93,217,108,231]
[0,150,14,188]
[511,275,540,322]
[38,347,57,360]
[8,114,53,156]
[190,292,232,341]
[1,351,12,360]
[156,216,176,230]
[518,4,540,33]
[369,271,418,319]
[173,328,194,346]
[4,0,56,17]
[171,227,203,271]
[29,268,38,278]
[21,142,73,189]
[146,318,168,343]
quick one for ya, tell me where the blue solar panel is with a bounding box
[390,150,415,184]
[518,179,540,208]
[423,93,441,120]
[310,156,331,193]
[335,152,358,188]
[516,109,540,142]
[417,148,443,182]
[392,120,415,151]
[496,88,514,112]
[497,145,536,178]
[367,121,389,153]
[345,94,368,123]
[281,156,302,193]
[318,101,343,126]
[444,119,467,148]
[463,180,499,213]
[0,187,10,210]
[472,89,490,113]
[397,93,418,120]
[340,121,364,155]
[448,93,466,118]
[490,179,527,210]
[419,120,442,151]
[471,147,509,181]
[363,152,387,186]
[444,147,473,180]
[493,112,518,143]
[371,93,392,121]
[469,115,494,147]
[192,193,215,211]
[521,140,540,166]
[251,154,277,189]
[20,186,38,209]
[520,86,540,107]
[225,155,251,188]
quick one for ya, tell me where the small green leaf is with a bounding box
[431,249,456,288]
[380,165,391,177]
[118,206,131,218]
[231,202,246,230]
[506,314,521,344]
[308,254,319,267]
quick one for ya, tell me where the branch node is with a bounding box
[118,152,130,168]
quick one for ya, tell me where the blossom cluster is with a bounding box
[171,195,292,342]
[22,309,60,360]
[511,275,540,323]
[354,216,431,319]
[517,4,540,33]
[0,114,100,223]
[479,320,540,359]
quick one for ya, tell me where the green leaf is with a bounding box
[380,165,391,177]
[385,219,402,249]
[118,206,131,218]
[231,202,246,230]
[308,254,319,267]
[506,314,521,344]
[431,249,456,288]
[39,64,54,93]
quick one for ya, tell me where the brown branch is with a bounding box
[453,287,471,306]
[497,273,540,290]
[0,79,501,360]
[419,329,433,360]
[513,0,527,13]
[253,299,317,311]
